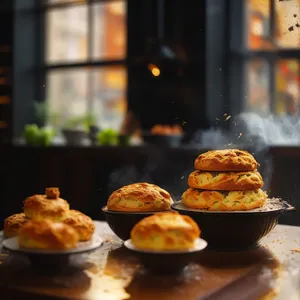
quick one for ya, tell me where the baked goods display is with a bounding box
[19,219,79,250]
[151,124,183,136]
[188,170,263,191]
[62,209,95,241]
[3,187,96,249]
[182,189,267,211]
[107,182,174,212]
[4,213,28,238]
[194,149,259,172]
[130,211,200,251]
[182,149,267,211]
[23,187,70,221]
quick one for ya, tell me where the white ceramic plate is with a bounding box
[124,238,207,254]
[2,233,103,255]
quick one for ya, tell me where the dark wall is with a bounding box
[127,0,209,134]
[0,146,299,229]
[0,0,13,144]
[0,146,209,228]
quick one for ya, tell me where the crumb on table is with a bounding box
[290,248,300,253]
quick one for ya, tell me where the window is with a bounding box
[43,0,127,130]
[229,0,300,117]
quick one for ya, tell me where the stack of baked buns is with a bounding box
[107,182,174,212]
[182,149,267,211]
[3,187,95,250]
[130,211,201,251]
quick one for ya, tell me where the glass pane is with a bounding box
[275,60,300,116]
[46,69,88,127]
[245,59,270,113]
[275,0,300,48]
[92,67,127,130]
[92,1,126,60]
[46,6,88,64]
[246,0,273,49]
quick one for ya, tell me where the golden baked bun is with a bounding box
[23,187,69,221]
[130,211,200,251]
[194,149,259,171]
[19,219,79,250]
[62,210,95,241]
[151,124,183,136]
[188,170,263,191]
[107,182,174,212]
[182,188,267,211]
[4,213,28,238]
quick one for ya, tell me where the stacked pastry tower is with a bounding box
[182,149,267,211]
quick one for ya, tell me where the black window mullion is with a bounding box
[230,49,300,60]
[44,59,126,70]
[270,0,275,41]
[36,0,46,106]
[42,1,87,10]
[269,0,276,113]
[87,0,93,115]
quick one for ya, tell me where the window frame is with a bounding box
[227,0,300,118]
[36,0,128,125]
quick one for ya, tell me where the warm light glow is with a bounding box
[108,2,125,16]
[148,64,160,77]
[151,67,160,76]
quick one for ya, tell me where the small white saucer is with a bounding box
[124,238,208,274]
[2,234,103,256]
[124,238,207,254]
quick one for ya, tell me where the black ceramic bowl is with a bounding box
[172,198,295,250]
[142,132,183,147]
[102,206,164,240]
[124,238,207,274]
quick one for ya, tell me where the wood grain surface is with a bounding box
[0,222,299,300]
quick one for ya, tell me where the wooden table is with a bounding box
[0,222,300,300]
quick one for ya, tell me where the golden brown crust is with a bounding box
[131,211,200,251]
[182,188,267,211]
[62,210,95,241]
[107,182,174,212]
[45,187,60,199]
[23,193,69,221]
[4,213,28,238]
[194,149,259,171]
[188,170,263,191]
[19,220,79,250]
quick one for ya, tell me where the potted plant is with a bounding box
[83,113,99,144]
[95,128,131,146]
[22,124,55,146]
[21,102,56,146]
[61,115,89,146]
[61,112,99,145]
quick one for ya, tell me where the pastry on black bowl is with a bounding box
[124,211,207,274]
[102,182,174,240]
[182,188,267,211]
[172,198,295,250]
[174,148,278,250]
